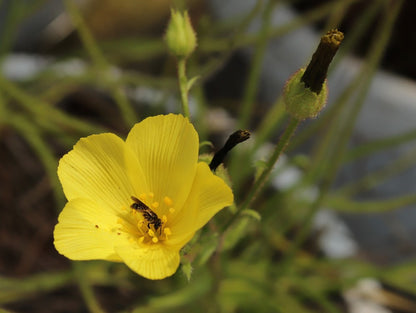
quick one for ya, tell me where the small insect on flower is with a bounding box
[130,196,162,231]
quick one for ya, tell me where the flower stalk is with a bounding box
[225,30,343,232]
[242,118,300,210]
[283,29,343,120]
[223,118,299,232]
[165,9,197,118]
[178,58,191,118]
[73,263,106,313]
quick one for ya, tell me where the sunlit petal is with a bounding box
[126,114,198,216]
[54,198,123,262]
[58,133,147,215]
[115,243,180,280]
[167,162,233,248]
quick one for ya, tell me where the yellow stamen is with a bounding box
[131,192,175,245]
[164,196,173,207]
[164,227,172,240]
[162,215,168,223]
[137,220,144,228]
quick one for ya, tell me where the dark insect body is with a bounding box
[130,196,162,231]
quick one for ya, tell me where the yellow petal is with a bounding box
[192,163,234,229]
[115,243,180,280]
[126,114,198,215]
[167,162,234,248]
[58,133,147,215]
[54,198,122,261]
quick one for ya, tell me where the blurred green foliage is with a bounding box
[1,0,415,312]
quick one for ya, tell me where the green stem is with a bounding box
[279,0,404,274]
[326,193,416,213]
[245,118,300,207]
[345,127,416,161]
[63,0,106,69]
[0,271,73,304]
[64,0,137,128]
[337,146,416,197]
[192,84,208,140]
[253,96,287,150]
[94,0,360,62]
[224,118,300,231]
[329,0,383,70]
[0,1,25,59]
[0,308,17,313]
[199,0,361,53]
[238,0,276,129]
[0,100,65,209]
[73,263,107,313]
[321,0,403,181]
[0,74,105,135]
[177,58,190,118]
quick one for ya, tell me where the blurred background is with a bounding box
[1,0,416,312]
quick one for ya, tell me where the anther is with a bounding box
[151,202,159,209]
[164,196,173,207]
[164,227,172,240]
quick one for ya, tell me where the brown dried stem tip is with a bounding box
[301,29,344,94]
[209,130,251,171]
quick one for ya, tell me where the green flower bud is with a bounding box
[165,9,197,59]
[283,29,343,120]
[283,68,328,120]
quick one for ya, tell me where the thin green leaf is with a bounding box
[326,194,416,213]
[186,75,200,92]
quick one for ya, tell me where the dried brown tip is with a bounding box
[301,29,344,94]
[209,130,251,171]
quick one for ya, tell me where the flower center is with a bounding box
[119,192,175,245]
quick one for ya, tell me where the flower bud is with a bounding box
[165,9,197,59]
[283,29,343,120]
[283,68,328,120]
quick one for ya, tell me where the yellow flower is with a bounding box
[54,114,233,280]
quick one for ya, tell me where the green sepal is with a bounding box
[283,68,328,120]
